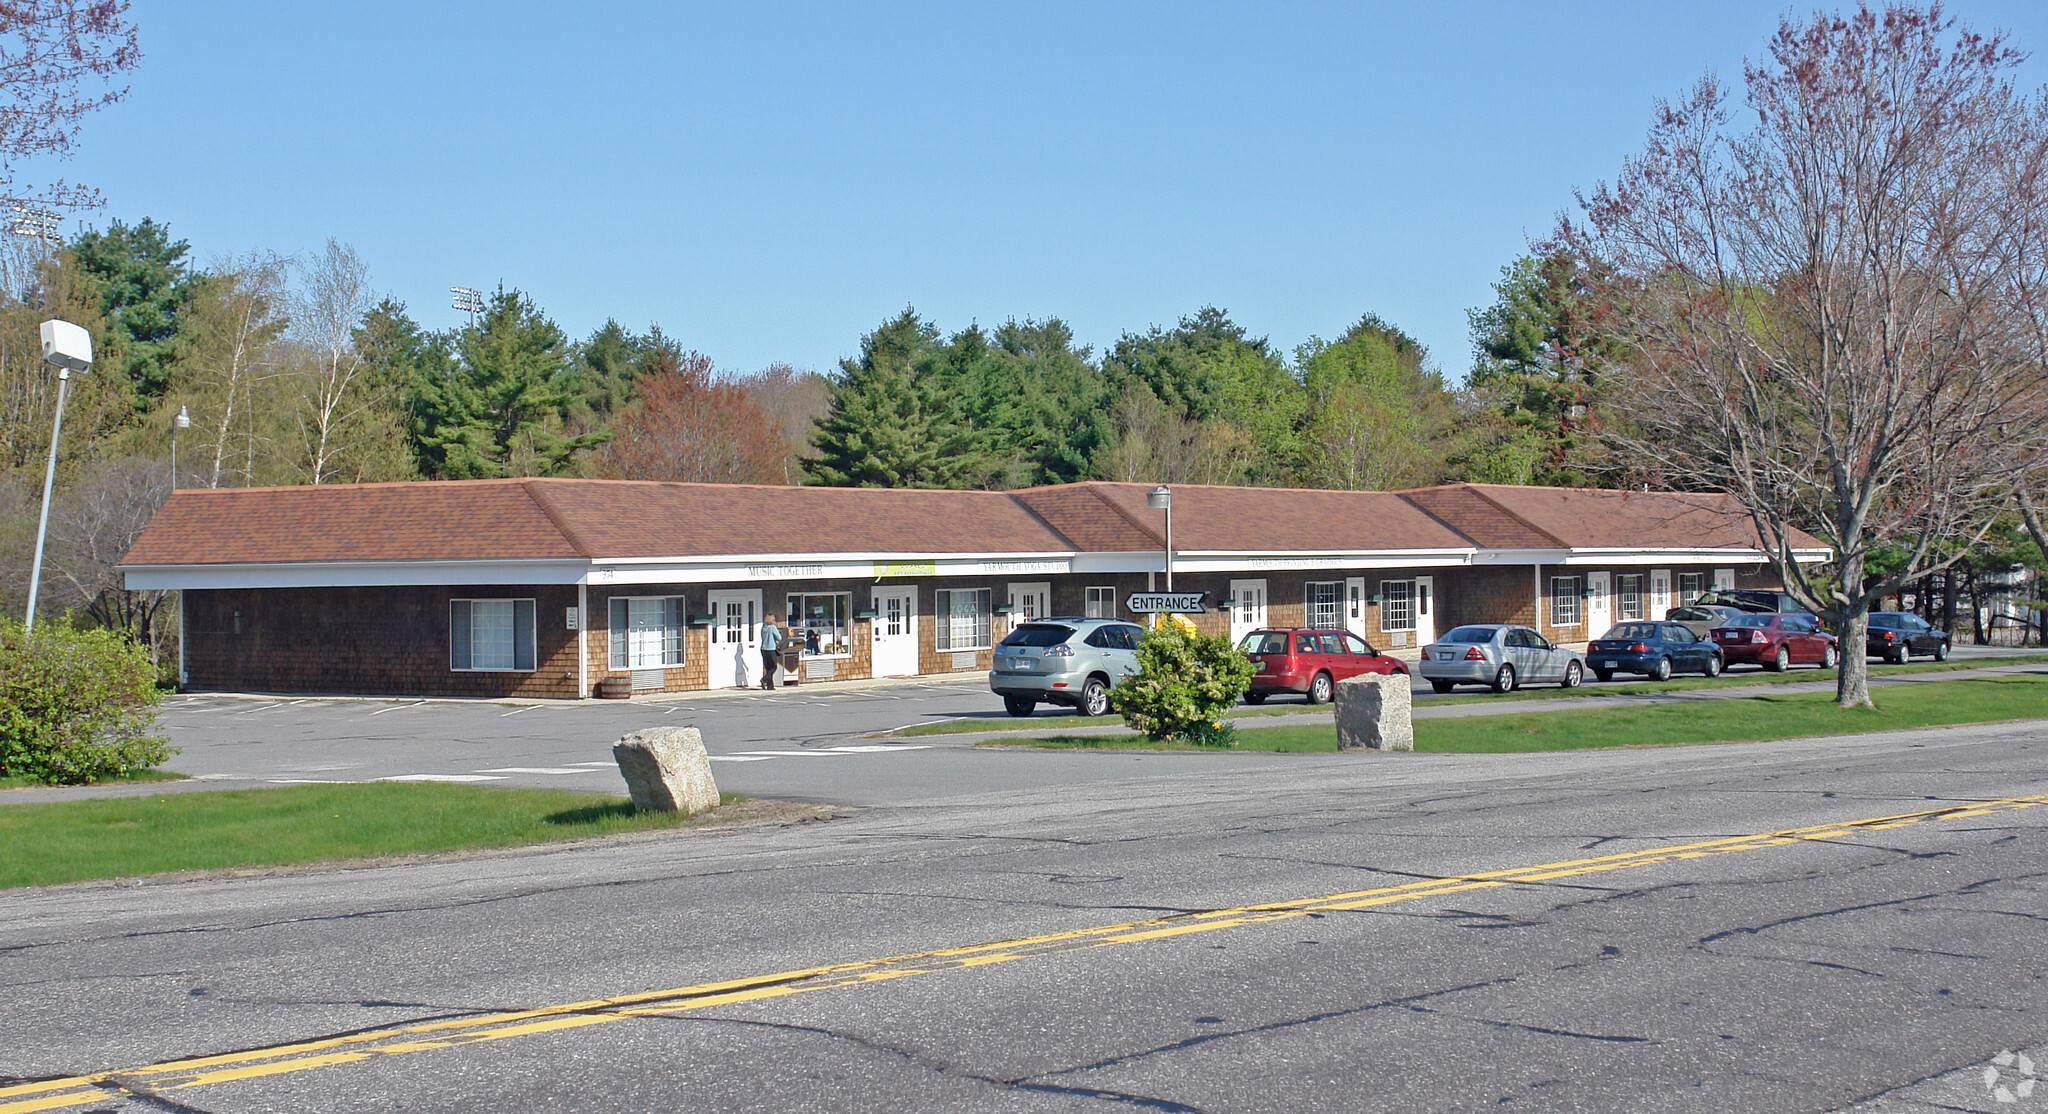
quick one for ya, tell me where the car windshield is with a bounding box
[1440,626,1498,643]
[1869,614,1901,628]
[1719,614,1772,628]
[1602,623,1660,641]
[1239,632,1290,655]
[999,624,1076,648]
[1668,606,1722,621]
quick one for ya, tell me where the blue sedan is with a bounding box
[1585,621,1724,682]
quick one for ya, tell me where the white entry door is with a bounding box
[1344,577,1368,640]
[1414,574,1436,648]
[1651,569,1672,620]
[706,589,761,689]
[1586,572,1612,638]
[1229,579,1267,644]
[1714,568,1737,591]
[871,587,918,677]
[1008,582,1050,624]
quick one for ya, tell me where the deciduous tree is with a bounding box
[1562,3,2048,707]
[0,0,139,213]
[598,349,784,484]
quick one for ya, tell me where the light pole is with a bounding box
[1147,485,1173,593]
[171,404,190,488]
[25,320,92,634]
[450,286,483,328]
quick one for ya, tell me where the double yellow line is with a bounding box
[6,792,2044,1113]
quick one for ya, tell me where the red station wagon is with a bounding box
[1706,612,1840,671]
[1239,628,1410,704]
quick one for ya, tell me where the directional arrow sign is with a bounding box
[1125,591,1209,614]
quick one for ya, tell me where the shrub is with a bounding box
[0,618,174,784]
[1110,618,1256,744]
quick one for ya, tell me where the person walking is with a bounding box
[759,614,783,690]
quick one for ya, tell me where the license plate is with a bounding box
[1599,660,1616,669]
[1008,658,1031,671]
[1437,652,1454,661]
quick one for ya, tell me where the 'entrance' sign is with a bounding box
[1125,592,1209,615]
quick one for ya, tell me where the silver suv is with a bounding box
[989,617,1144,717]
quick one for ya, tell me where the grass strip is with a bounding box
[995,673,2048,754]
[893,654,2048,736]
[0,783,741,890]
[0,769,186,791]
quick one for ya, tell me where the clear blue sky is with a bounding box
[38,1,2048,381]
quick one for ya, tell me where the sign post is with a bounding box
[1125,592,1209,615]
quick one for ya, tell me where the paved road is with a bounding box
[3,720,2044,1112]
[10,646,2042,809]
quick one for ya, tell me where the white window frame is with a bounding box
[1085,586,1117,619]
[450,598,537,672]
[1305,581,1342,630]
[787,591,853,658]
[1616,574,1645,622]
[609,595,685,670]
[1551,577,1582,627]
[1679,571,1706,600]
[1380,579,1415,632]
[934,588,992,651]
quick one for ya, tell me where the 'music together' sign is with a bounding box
[1125,592,1209,615]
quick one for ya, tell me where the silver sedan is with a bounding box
[1418,624,1586,694]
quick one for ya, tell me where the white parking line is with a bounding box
[825,744,930,753]
[368,702,426,716]
[476,767,599,775]
[564,761,616,768]
[498,705,541,717]
[376,774,505,782]
[707,756,774,763]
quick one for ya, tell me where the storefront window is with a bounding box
[786,592,852,657]
[934,588,992,651]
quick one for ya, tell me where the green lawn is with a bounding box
[996,673,2048,754]
[893,654,2048,737]
[0,783,740,890]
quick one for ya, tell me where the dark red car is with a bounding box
[1706,612,1839,671]
[1239,628,1409,704]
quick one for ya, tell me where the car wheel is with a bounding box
[1704,654,1723,678]
[1244,692,1268,705]
[1078,677,1110,717]
[1770,645,1790,672]
[1430,680,1454,694]
[1002,695,1036,718]
[1562,661,1583,689]
[1887,645,1907,665]
[1935,640,1950,661]
[1308,672,1333,705]
[1492,664,1517,693]
[1651,656,1672,682]
[1822,643,1839,669]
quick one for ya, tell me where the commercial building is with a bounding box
[120,478,1829,698]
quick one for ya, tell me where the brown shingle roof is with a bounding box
[120,478,1826,570]
[1436,484,1826,550]
[522,479,1071,558]
[122,478,1077,566]
[122,480,586,566]
[1019,483,1475,552]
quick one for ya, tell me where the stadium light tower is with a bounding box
[450,286,484,328]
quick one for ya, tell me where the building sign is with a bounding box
[874,560,938,578]
[1125,592,1209,614]
[747,564,826,579]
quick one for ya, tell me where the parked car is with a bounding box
[1664,603,1748,637]
[1866,611,1952,663]
[1692,589,1805,614]
[989,617,1144,717]
[1706,612,1838,671]
[1585,621,1725,682]
[1238,628,1410,704]
[1418,624,1585,694]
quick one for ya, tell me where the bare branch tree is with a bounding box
[283,239,382,483]
[45,454,170,659]
[185,254,287,488]
[0,1,139,212]
[1561,3,2048,707]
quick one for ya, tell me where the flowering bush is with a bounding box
[1109,619,1255,745]
[0,618,173,784]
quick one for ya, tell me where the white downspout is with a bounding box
[1533,563,1543,631]
[577,578,589,699]
[178,589,187,689]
